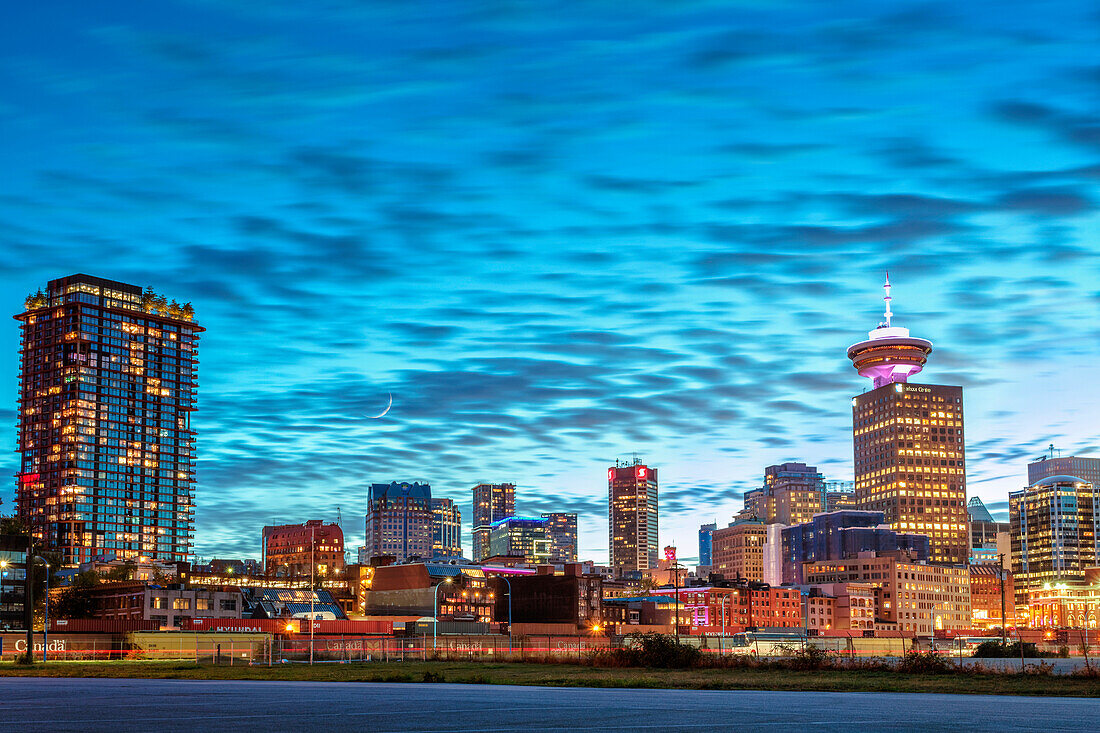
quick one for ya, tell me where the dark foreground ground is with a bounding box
[1,677,1098,732]
[2,659,1099,697]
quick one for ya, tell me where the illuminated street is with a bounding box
[2,678,1098,732]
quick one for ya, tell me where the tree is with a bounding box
[181,302,195,320]
[140,286,156,311]
[0,515,30,536]
[103,560,137,582]
[49,570,101,620]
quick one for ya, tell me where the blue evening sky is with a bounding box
[1,1,1098,564]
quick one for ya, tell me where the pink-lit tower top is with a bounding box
[846,274,933,388]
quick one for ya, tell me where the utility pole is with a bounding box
[999,553,1007,650]
[23,537,34,664]
[310,523,315,666]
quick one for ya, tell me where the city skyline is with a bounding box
[2,3,1099,564]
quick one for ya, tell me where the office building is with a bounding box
[848,276,968,564]
[698,522,717,569]
[471,483,515,562]
[488,516,550,563]
[762,463,827,525]
[711,519,767,582]
[781,509,930,584]
[825,480,857,511]
[1009,475,1099,607]
[364,482,433,562]
[489,564,603,631]
[15,274,201,565]
[1028,454,1100,489]
[804,554,971,633]
[608,460,659,577]
[969,564,1013,629]
[262,520,345,578]
[430,498,462,558]
[967,496,1010,566]
[541,512,578,562]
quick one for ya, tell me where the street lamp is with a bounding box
[32,557,49,662]
[0,560,8,626]
[432,577,453,653]
[500,576,512,656]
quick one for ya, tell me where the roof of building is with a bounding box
[369,482,432,500]
[1032,475,1090,487]
[967,496,995,523]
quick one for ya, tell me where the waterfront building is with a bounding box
[471,483,515,562]
[608,460,659,577]
[431,498,462,558]
[848,276,968,564]
[541,512,578,563]
[15,274,201,565]
[1009,475,1099,607]
[364,482,433,562]
[262,520,344,578]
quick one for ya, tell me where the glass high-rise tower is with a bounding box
[15,274,201,565]
[471,482,515,562]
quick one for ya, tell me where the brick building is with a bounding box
[803,553,970,634]
[262,520,345,578]
[968,564,1013,629]
[711,520,767,582]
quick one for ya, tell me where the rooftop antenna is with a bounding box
[882,271,893,328]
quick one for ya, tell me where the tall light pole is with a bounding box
[309,524,315,666]
[500,576,512,655]
[33,557,49,662]
[433,577,453,653]
[998,553,1007,650]
[0,560,8,627]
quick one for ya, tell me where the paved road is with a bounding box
[1,678,1097,732]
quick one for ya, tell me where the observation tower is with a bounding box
[846,274,932,388]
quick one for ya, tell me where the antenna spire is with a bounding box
[883,271,893,327]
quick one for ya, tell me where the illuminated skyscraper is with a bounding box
[15,274,201,565]
[848,276,968,564]
[750,463,827,526]
[488,516,551,563]
[541,511,578,562]
[430,497,462,558]
[1009,475,1099,606]
[471,482,514,562]
[364,481,433,562]
[608,459,658,577]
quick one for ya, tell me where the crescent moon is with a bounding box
[369,393,393,419]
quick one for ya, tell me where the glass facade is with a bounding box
[16,274,201,565]
[431,497,463,558]
[1009,475,1100,607]
[488,516,551,563]
[541,511,578,562]
[471,482,514,562]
